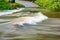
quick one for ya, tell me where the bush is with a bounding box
[12,3,25,8]
[35,0,60,11]
[0,0,25,10]
[0,2,12,10]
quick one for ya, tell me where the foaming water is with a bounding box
[12,12,48,26]
[0,8,24,16]
[0,12,60,40]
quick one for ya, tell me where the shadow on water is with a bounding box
[0,11,60,40]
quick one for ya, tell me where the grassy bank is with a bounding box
[35,0,60,11]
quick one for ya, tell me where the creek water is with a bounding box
[0,11,60,40]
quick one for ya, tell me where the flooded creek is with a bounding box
[0,11,60,40]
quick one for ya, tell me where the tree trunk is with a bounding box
[9,0,15,3]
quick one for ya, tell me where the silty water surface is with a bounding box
[0,12,60,40]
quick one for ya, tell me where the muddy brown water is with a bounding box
[0,12,60,40]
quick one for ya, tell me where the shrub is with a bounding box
[0,2,12,10]
[11,3,25,8]
[35,0,60,11]
[0,0,25,10]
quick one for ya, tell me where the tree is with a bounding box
[9,0,15,3]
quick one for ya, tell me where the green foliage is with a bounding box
[11,3,25,8]
[0,2,12,10]
[0,0,5,2]
[5,0,9,2]
[35,0,60,11]
[0,0,25,10]
[16,3,25,8]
